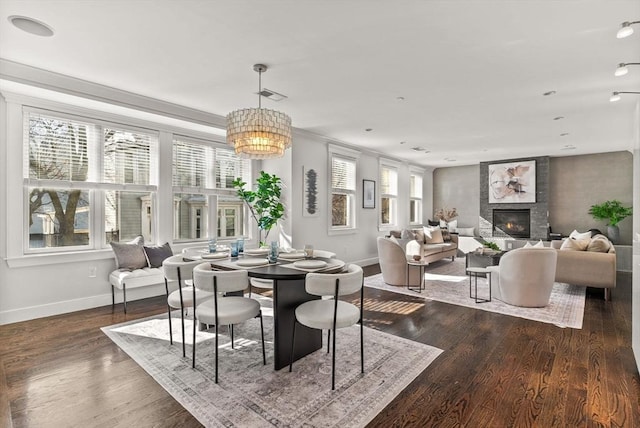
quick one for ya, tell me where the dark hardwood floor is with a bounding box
[1,265,638,427]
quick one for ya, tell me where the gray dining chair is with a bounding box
[289,264,364,390]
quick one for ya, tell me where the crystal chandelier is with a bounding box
[226,64,292,159]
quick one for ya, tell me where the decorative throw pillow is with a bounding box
[425,227,444,244]
[423,225,440,240]
[427,219,440,227]
[400,229,415,240]
[440,227,452,242]
[447,219,458,233]
[560,237,590,251]
[587,235,611,253]
[388,235,400,246]
[457,227,475,237]
[414,229,425,244]
[143,242,173,268]
[569,230,591,241]
[389,230,402,238]
[523,241,533,248]
[533,240,545,248]
[110,236,148,270]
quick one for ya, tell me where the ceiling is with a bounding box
[1,0,639,168]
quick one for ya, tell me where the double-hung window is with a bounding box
[172,137,250,241]
[379,161,398,228]
[329,145,359,232]
[25,109,157,252]
[409,170,423,224]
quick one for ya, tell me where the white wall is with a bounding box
[632,100,640,371]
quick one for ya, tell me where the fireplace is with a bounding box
[493,209,530,238]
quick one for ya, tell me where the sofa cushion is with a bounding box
[560,237,590,251]
[425,227,444,244]
[569,229,591,241]
[457,227,475,237]
[422,243,451,255]
[441,228,452,242]
[110,236,148,270]
[587,234,611,253]
[143,242,173,268]
[109,267,166,289]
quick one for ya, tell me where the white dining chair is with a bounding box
[288,264,364,390]
[162,255,214,357]
[192,262,266,383]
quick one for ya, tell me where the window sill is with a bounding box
[327,227,358,236]
[5,249,114,268]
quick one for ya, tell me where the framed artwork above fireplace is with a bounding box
[488,159,536,203]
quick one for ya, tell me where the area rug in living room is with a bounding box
[102,297,443,428]
[366,259,586,329]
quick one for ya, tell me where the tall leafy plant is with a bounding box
[233,171,285,245]
[588,200,632,227]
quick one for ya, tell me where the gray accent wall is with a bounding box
[549,151,633,245]
[433,151,633,245]
[433,165,479,231]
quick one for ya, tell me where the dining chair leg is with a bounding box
[259,312,266,365]
[289,319,297,372]
[214,323,219,384]
[331,327,336,391]
[122,284,127,314]
[231,324,235,349]
[192,286,197,369]
[111,285,115,311]
[327,330,331,353]
[360,285,364,374]
[168,306,173,345]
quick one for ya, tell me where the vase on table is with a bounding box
[607,225,619,244]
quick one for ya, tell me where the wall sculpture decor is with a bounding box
[303,166,319,217]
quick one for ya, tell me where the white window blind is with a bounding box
[215,147,250,189]
[104,127,154,185]
[380,166,398,196]
[410,174,423,198]
[173,139,213,188]
[331,156,356,191]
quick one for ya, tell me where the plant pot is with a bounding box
[607,225,620,244]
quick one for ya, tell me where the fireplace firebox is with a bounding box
[493,209,530,238]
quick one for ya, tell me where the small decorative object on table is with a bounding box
[230,241,239,258]
[237,237,245,254]
[304,244,314,258]
[208,237,217,253]
[269,241,279,264]
[412,254,422,261]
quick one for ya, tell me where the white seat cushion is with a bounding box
[109,267,166,289]
[196,296,260,325]
[250,278,274,289]
[295,300,360,330]
[168,287,214,309]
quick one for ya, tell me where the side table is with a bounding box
[406,259,428,292]
[466,267,492,303]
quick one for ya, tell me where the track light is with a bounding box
[617,21,640,38]
[615,63,640,77]
[610,91,640,102]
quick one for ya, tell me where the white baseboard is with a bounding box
[0,284,166,325]
[350,257,379,267]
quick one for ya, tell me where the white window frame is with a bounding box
[328,144,360,235]
[172,136,251,243]
[22,107,159,254]
[379,159,399,230]
[409,167,424,225]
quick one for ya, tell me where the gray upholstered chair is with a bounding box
[487,248,558,307]
[289,264,364,390]
[376,237,421,287]
[162,255,213,357]
[192,263,266,383]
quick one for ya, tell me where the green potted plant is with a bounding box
[588,200,632,244]
[233,171,285,246]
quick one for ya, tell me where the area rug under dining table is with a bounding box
[102,297,443,428]
[365,259,586,329]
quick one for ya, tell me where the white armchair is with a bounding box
[486,248,558,307]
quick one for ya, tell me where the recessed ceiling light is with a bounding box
[553,116,564,120]
[399,141,406,145]
[560,133,569,136]
[365,128,373,132]
[396,96,405,101]
[8,15,54,37]
[444,157,456,162]
[411,147,426,151]
[543,90,556,96]
[561,144,576,150]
